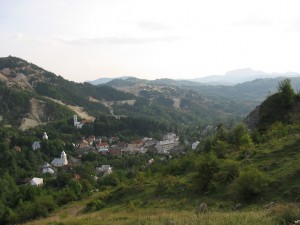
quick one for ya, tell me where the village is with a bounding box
[27,115,203,187]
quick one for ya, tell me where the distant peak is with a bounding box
[225,68,265,76]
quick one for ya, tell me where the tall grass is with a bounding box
[27,207,279,225]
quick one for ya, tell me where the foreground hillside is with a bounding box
[26,201,296,225]
[25,124,300,225]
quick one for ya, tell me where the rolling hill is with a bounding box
[0,56,252,130]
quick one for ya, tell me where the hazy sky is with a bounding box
[1,0,300,82]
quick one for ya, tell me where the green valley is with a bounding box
[0,57,299,225]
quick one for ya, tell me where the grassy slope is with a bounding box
[27,204,276,225]
[250,135,300,202]
[26,132,300,225]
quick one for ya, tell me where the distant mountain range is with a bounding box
[86,76,131,85]
[190,68,300,85]
[88,68,300,86]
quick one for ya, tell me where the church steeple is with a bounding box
[42,132,48,140]
[60,151,68,165]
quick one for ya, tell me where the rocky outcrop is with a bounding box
[244,105,260,130]
[19,98,47,130]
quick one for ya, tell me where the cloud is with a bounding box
[137,21,172,31]
[232,16,272,28]
[12,32,23,40]
[54,35,178,45]
[288,18,300,32]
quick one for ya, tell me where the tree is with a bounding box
[277,78,294,107]
[232,123,253,147]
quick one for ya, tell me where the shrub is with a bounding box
[99,174,120,186]
[228,167,269,202]
[212,140,230,158]
[85,200,105,212]
[232,123,253,147]
[193,154,220,192]
[215,160,240,184]
[155,175,180,195]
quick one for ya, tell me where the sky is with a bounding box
[1,0,300,82]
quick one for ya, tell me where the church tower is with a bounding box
[60,151,68,165]
[42,132,48,140]
[73,115,78,127]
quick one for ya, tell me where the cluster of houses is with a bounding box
[28,149,114,187]
[72,114,202,154]
[8,114,212,189]
[24,116,204,187]
[27,130,114,187]
[77,132,183,156]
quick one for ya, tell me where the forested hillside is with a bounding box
[0,56,246,131]
[0,79,299,225]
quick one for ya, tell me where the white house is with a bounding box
[192,141,200,150]
[51,151,68,167]
[42,167,55,174]
[32,141,41,150]
[156,140,175,154]
[29,177,43,186]
[96,165,113,176]
[41,162,55,174]
[98,148,109,155]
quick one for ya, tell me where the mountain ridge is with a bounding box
[87,68,300,85]
[0,56,241,130]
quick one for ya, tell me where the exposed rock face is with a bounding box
[0,65,42,92]
[244,105,260,130]
[19,98,47,130]
[0,57,95,129]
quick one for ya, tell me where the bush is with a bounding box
[228,167,269,202]
[85,200,105,212]
[212,140,230,158]
[155,175,181,196]
[193,154,220,192]
[99,174,120,186]
[232,123,253,147]
[215,160,240,184]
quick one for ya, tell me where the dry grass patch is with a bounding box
[26,207,278,225]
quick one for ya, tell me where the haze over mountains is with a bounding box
[88,68,300,86]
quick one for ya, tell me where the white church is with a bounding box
[73,115,84,129]
[51,151,68,167]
